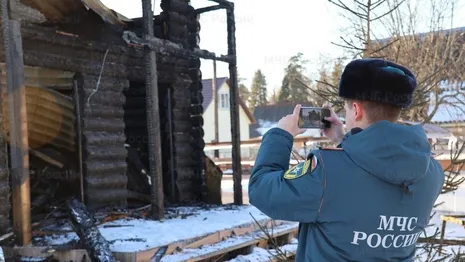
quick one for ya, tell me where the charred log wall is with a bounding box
[76,74,128,210]
[187,7,207,201]
[159,0,206,203]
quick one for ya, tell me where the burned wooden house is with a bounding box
[0,0,243,247]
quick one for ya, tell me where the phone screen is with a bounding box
[298,107,331,129]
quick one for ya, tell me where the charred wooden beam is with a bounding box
[73,79,85,203]
[207,0,234,8]
[0,23,193,81]
[195,5,225,14]
[142,0,165,220]
[1,2,32,245]
[226,3,243,205]
[122,31,234,63]
[67,198,116,262]
[29,149,63,169]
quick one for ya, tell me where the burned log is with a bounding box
[66,198,116,262]
[122,31,234,63]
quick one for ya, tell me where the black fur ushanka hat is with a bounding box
[338,58,417,108]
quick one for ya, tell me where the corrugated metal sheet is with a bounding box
[20,0,129,25]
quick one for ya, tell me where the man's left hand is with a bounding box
[277,104,306,137]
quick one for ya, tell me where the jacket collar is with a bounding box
[337,127,363,148]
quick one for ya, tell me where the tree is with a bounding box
[278,53,314,104]
[319,0,465,123]
[249,69,268,109]
[238,83,250,106]
[313,60,345,110]
[237,73,251,106]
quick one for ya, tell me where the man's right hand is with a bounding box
[321,102,345,145]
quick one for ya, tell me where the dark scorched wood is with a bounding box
[122,31,234,63]
[0,23,193,81]
[76,74,128,209]
[67,198,116,262]
[158,0,207,203]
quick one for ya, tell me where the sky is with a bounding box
[100,0,465,97]
[100,0,347,93]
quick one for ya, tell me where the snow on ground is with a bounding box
[37,205,270,253]
[222,178,250,193]
[228,238,298,262]
[160,223,298,262]
[413,206,465,261]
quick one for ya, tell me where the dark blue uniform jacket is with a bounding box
[248,120,444,261]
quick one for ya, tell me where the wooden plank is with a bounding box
[0,13,32,245]
[131,218,280,260]
[161,223,299,262]
[440,215,465,226]
[204,136,328,150]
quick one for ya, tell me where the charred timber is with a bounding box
[67,198,116,262]
[207,0,234,8]
[226,3,243,205]
[142,0,165,219]
[160,0,195,15]
[0,23,194,81]
[1,14,32,244]
[122,31,234,63]
[159,12,200,31]
[195,5,225,14]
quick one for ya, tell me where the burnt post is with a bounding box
[141,0,164,219]
[0,2,32,245]
[226,3,243,205]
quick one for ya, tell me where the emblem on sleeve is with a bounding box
[283,155,318,180]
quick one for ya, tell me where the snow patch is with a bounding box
[221,179,249,193]
[223,169,233,174]
[37,205,270,253]
[228,238,298,262]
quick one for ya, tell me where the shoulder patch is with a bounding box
[284,155,318,180]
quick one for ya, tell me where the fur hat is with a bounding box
[338,58,417,108]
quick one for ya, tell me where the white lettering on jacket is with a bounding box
[350,215,421,248]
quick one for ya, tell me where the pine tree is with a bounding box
[249,69,268,109]
[278,53,312,104]
[237,73,251,106]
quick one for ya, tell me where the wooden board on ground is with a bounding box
[160,223,299,262]
[2,218,295,262]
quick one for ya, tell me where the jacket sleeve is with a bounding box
[248,128,325,223]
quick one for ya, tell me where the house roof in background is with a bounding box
[374,26,465,46]
[201,77,256,124]
[201,77,228,110]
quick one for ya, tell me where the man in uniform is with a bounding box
[248,58,445,261]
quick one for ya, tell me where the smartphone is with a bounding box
[298,107,331,129]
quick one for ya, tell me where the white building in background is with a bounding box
[201,77,256,159]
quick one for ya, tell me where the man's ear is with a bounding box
[353,102,364,121]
